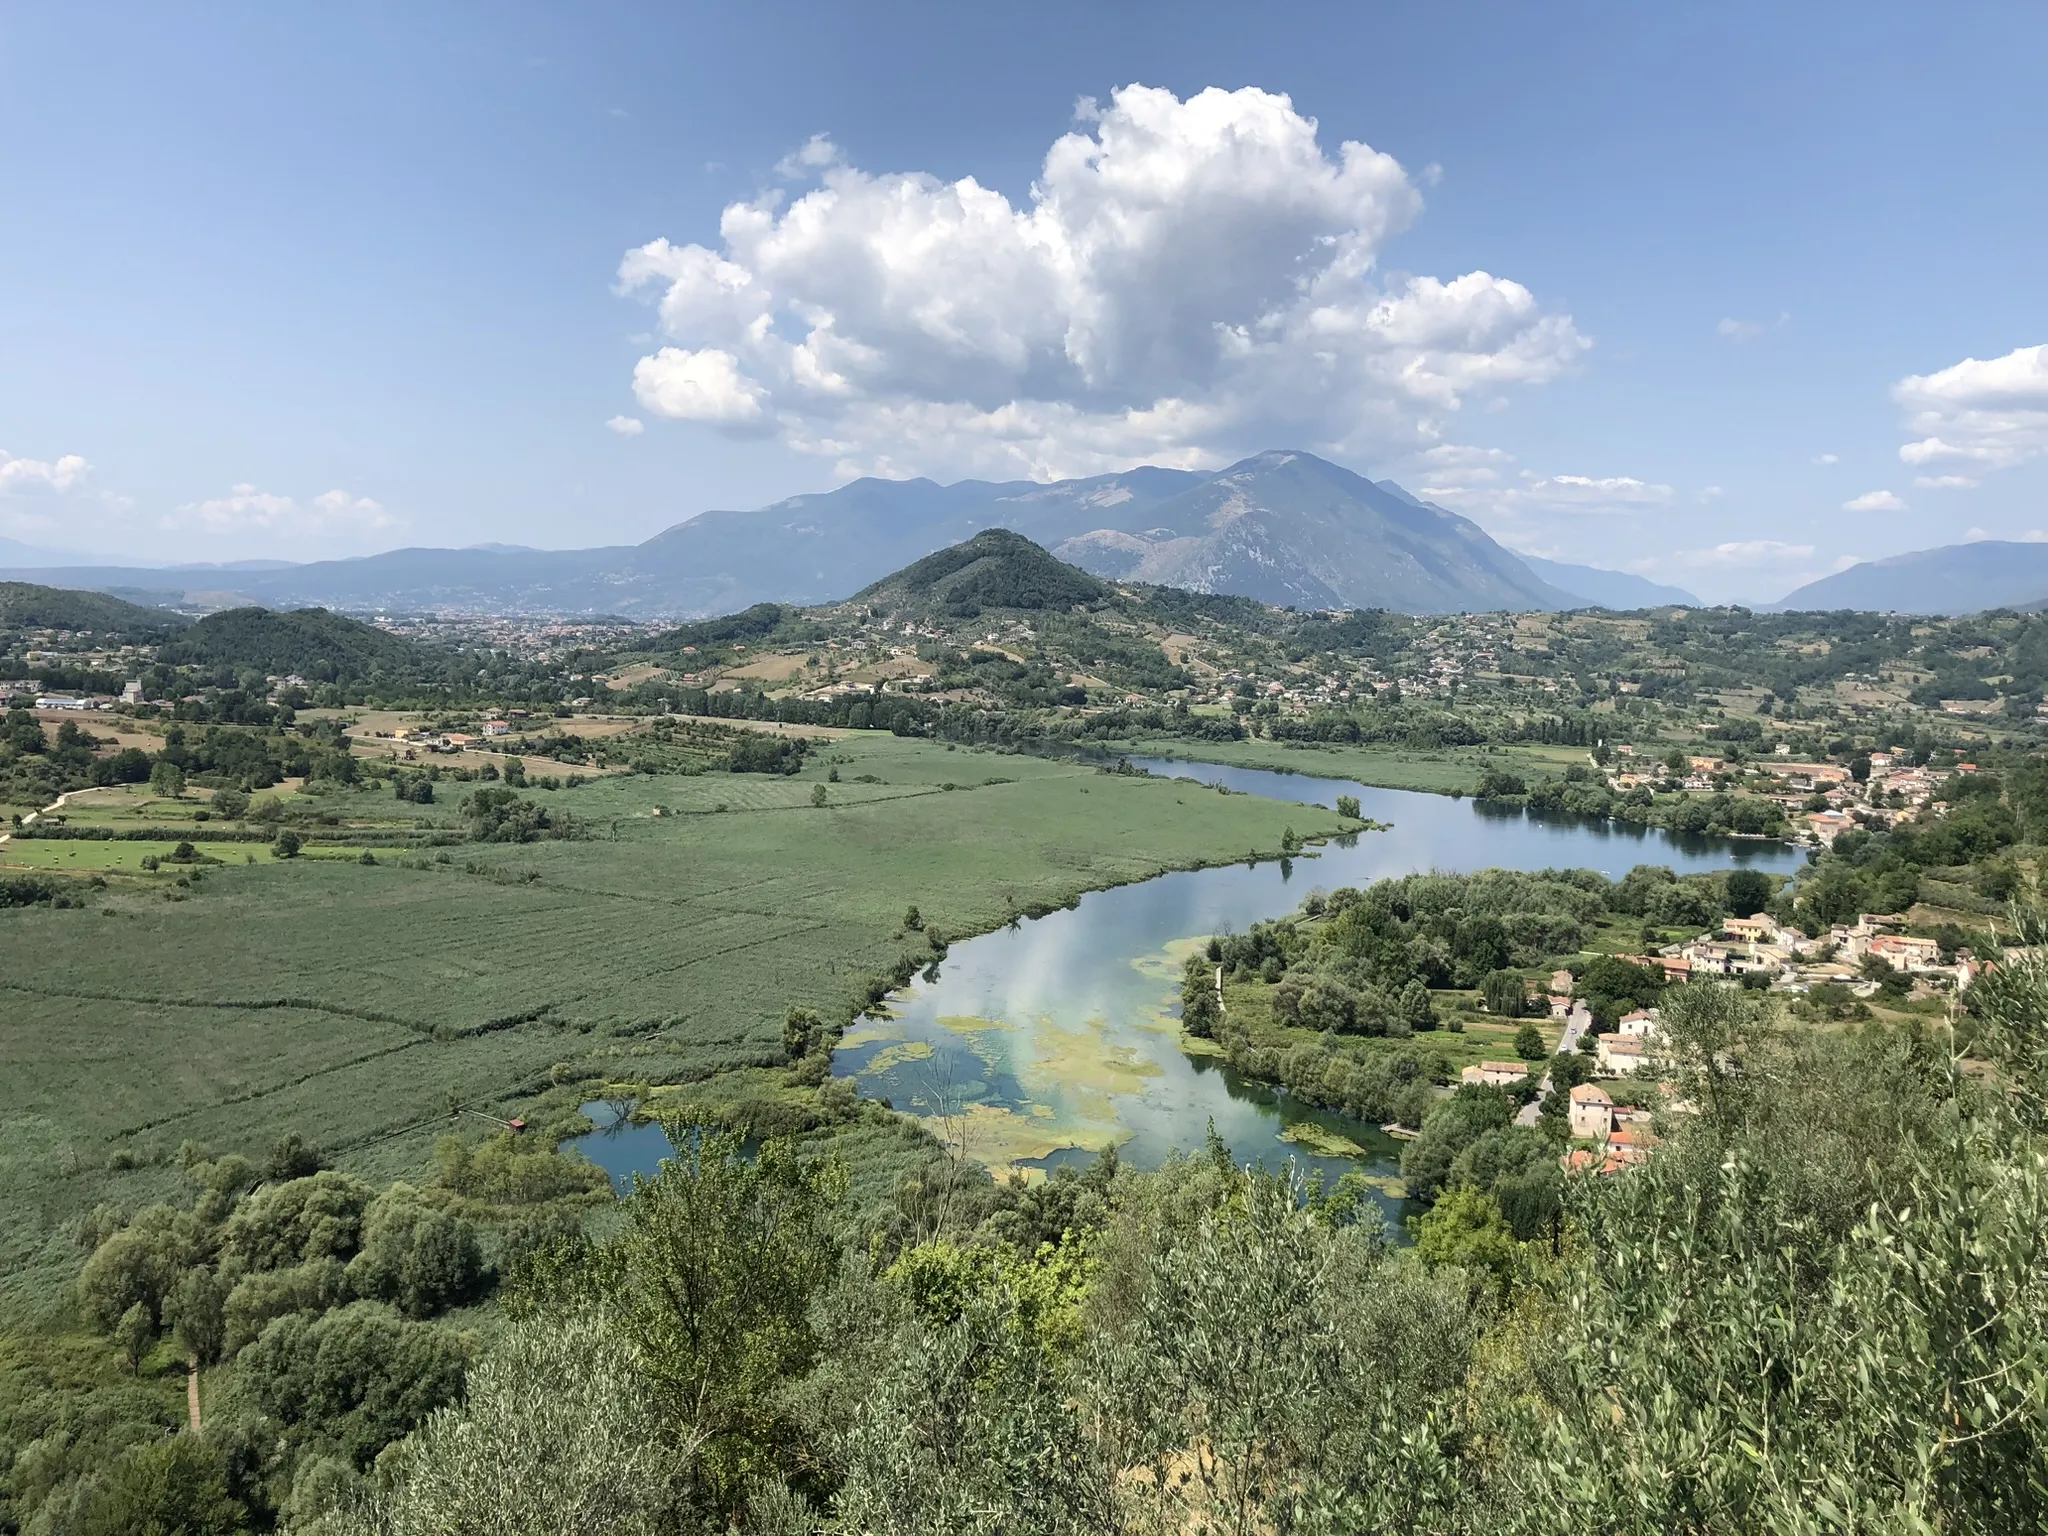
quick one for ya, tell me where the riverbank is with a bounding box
[1103,736,1585,796]
[0,733,1340,1319]
[828,758,1799,1204]
[1110,736,1799,851]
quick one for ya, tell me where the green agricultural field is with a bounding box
[1111,735,1582,794]
[0,734,1334,1318]
[0,840,377,872]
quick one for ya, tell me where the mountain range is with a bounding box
[1770,541,2048,615]
[1516,556,1699,609]
[0,449,1694,619]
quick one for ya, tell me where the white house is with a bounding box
[1868,933,1944,974]
[1617,1009,1664,1043]
[1569,1082,1614,1140]
[1684,942,1736,976]
[1595,1033,1651,1076]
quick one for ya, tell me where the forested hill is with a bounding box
[855,528,1113,617]
[649,601,793,655]
[0,582,188,636]
[158,606,433,682]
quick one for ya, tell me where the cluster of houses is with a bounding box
[379,716,520,753]
[1458,899,1973,1178]
[1458,1003,1673,1174]
[1798,753,1962,843]
[1605,744,1971,847]
[1563,1085,1658,1173]
[1639,911,1970,995]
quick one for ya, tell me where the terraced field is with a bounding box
[0,735,1333,1316]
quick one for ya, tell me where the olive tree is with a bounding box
[594,1128,847,1511]
[335,1315,693,1536]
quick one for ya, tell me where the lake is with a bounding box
[570,756,1804,1216]
[828,757,1805,1215]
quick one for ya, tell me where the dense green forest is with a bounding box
[159,610,428,683]
[0,584,185,637]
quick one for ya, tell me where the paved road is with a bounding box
[1516,1003,1593,1126]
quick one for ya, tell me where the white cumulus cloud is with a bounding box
[775,133,844,179]
[1522,474,1673,511]
[0,449,92,495]
[1686,539,1816,569]
[176,484,397,538]
[631,348,769,427]
[1843,489,1906,512]
[1913,474,1978,489]
[1409,443,1513,487]
[618,84,1588,479]
[1894,342,2048,473]
[606,415,646,436]
[1416,460,1673,522]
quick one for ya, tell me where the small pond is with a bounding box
[567,1098,678,1194]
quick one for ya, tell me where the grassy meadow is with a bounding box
[0,734,1335,1317]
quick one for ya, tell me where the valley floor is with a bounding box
[0,735,1330,1319]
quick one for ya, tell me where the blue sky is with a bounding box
[2,1,2044,602]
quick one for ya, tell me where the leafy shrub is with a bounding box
[237,1302,471,1468]
[463,786,577,842]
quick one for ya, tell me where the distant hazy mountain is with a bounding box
[1517,556,1700,609]
[0,450,1574,618]
[1044,452,1571,612]
[0,535,141,568]
[1771,541,2048,614]
[619,465,1203,616]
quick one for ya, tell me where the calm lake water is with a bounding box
[828,758,1806,1218]
[572,756,1806,1219]
[568,1099,679,1194]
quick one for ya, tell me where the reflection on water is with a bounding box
[566,1099,676,1193]
[838,758,1804,1213]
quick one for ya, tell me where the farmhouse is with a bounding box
[1568,1082,1614,1140]
[1595,1033,1651,1075]
[1868,933,1944,973]
[1461,1060,1530,1088]
[1605,1123,1657,1167]
[1617,1008,1663,1042]
[1722,915,1780,944]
